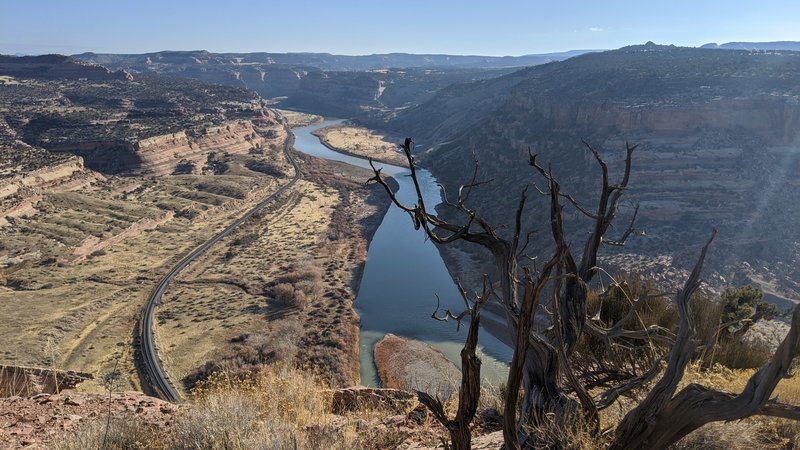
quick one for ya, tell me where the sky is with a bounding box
[2,0,799,56]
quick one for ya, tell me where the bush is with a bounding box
[720,285,776,337]
[267,259,324,309]
[578,274,678,375]
[692,286,775,369]
[270,282,309,309]
[578,276,775,378]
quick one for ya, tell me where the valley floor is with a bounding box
[0,119,391,393]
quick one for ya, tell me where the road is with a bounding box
[137,129,299,402]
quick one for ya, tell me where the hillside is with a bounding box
[703,41,800,51]
[386,43,800,301]
[0,56,391,393]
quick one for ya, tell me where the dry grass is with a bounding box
[0,140,292,392]
[50,417,160,450]
[667,364,800,448]
[312,124,409,167]
[44,359,800,450]
[154,171,379,389]
[52,365,410,450]
[273,109,324,128]
[2,122,387,393]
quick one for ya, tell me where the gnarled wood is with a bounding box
[612,294,800,449]
[418,277,492,450]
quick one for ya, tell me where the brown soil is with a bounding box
[373,334,461,399]
[0,391,176,449]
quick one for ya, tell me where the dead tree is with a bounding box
[609,230,800,449]
[369,137,800,449]
[417,276,491,450]
[367,138,648,447]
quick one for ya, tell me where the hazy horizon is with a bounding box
[2,0,799,56]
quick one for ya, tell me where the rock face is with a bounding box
[72,51,527,120]
[330,386,416,414]
[75,49,596,71]
[0,58,283,176]
[390,44,800,300]
[0,54,132,81]
[0,365,92,397]
[373,334,461,399]
[0,391,176,449]
[0,155,85,199]
[47,121,266,175]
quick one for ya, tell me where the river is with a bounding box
[292,119,512,386]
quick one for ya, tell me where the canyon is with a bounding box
[382,44,800,309]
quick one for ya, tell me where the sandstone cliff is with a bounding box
[0,155,86,200]
[46,120,268,176]
[0,54,133,81]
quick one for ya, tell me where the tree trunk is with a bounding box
[610,303,800,450]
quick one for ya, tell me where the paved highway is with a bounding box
[138,129,299,401]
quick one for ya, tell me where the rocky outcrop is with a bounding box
[0,156,86,199]
[46,120,268,175]
[132,121,266,175]
[330,386,417,414]
[510,95,800,143]
[0,391,175,449]
[0,54,133,81]
[0,155,96,227]
[67,211,174,264]
[392,44,800,300]
[0,365,92,397]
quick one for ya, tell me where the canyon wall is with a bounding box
[46,120,267,176]
[0,156,86,200]
[393,44,800,299]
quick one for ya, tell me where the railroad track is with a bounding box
[137,129,299,401]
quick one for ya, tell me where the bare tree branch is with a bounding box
[419,276,493,450]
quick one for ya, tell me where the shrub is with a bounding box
[578,274,678,376]
[268,259,324,309]
[51,416,166,450]
[692,286,775,369]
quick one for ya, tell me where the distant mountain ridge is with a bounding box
[73,49,599,71]
[0,54,133,81]
[701,41,800,51]
[73,50,595,119]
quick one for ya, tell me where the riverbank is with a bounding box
[312,123,410,168]
[154,149,394,389]
[290,119,512,388]
[273,109,324,128]
[374,334,461,399]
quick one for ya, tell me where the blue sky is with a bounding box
[2,0,799,56]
